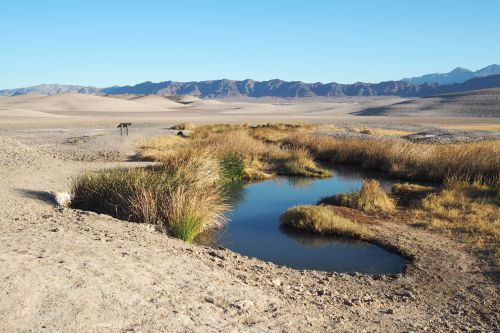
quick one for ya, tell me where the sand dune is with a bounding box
[0,108,65,118]
[0,93,175,113]
[355,89,500,117]
[106,94,144,100]
[166,95,202,104]
[130,94,183,108]
[190,99,225,106]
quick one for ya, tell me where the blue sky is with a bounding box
[1,0,499,88]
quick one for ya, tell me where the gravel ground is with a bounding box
[403,128,500,144]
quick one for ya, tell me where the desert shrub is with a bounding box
[319,179,396,213]
[279,205,370,239]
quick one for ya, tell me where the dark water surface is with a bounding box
[212,165,408,275]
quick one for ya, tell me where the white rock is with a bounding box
[55,192,73,207]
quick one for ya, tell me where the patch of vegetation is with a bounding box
[140,124,331,179]
[219,152,245,183]
[407,179,499,256]
[285,134,500,185]
[279,205,370,239]
[71,148,227,243]
[319,180,396,213]
[392,183,436,207]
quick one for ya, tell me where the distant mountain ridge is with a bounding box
[0,84,101,96]
[101,75,500,98]
[2,69,500,99]
[402,64,500,85]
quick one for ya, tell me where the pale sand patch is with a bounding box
[0,93,173,113]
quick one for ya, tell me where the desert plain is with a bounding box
[0,92,499,332]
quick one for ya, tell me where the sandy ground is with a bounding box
[1,94,499,130]
[0,97,499,332]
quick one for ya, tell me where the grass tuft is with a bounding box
[219,152,245,183]
[71,149,227,243]
[319,180,396,213]
[280,205,370,239]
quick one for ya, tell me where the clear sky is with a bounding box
[1,0,499,89]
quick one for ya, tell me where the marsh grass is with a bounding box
[285,134,500,184]
[141,124,331,179]
[71,149,227,243]
[279,205,370,239]
[319,180,396,213]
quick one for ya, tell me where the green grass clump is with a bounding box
[274,148,332,177]
[219,152,245,183]
[71,149,227,243]
[319,179,396,213]
[279,205,370,239]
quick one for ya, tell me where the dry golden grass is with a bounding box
[285,134,500,184]
[320,180,396,213]
[392,183,436,207]
[280,205,370,239]
[71,148,228,243]
[140,124,331,178]
[353,127,414,136]
[408,180,499,247]
[137,135,187,161]
[442,124,500,132]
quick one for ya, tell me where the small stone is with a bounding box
[272,279,282,287]
[232,299,254,312]
[48,227,59,232]
[55,192,73,207]
[317,289,326,296]
[386,308,394,314]
[401,290,416,299]
[344,299,354,306]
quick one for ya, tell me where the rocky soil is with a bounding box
[0,125,498,332]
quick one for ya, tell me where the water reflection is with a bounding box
[207,164,407,274]
[279,225,371,249]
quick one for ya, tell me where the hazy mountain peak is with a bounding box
[402,64,500,85]
[450,67,472,73]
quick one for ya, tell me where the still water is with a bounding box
[213,165,408,275]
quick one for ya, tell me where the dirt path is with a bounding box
[0,126,498,332]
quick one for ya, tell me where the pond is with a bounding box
[210,165,409,275]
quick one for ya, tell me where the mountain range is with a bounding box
[1,65,500,99]
[402,64,500,85]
